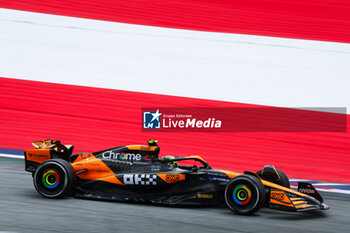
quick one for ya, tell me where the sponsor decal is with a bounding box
[158,174,185,183]
[165,174,181,182]
[207,172,227,177]
[75,162,99,167]
[102,151,142,161]
[270,190,291,204]
[150,165,161,172]
[197,194,214,199]
[140,146,153,151]
[123,174,157,185]
[205,174,230,183]
[86,163,100,166]
[98,169,111,173]
[299,188,315,194]
[29,153,48,158]
[271,192,285,201]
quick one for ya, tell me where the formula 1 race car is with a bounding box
[24,139,329,215]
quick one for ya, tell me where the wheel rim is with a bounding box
[233,184,252,205]
[41,169,60,189]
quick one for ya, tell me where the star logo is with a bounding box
[150,109,162,122]
[143,109,162,129]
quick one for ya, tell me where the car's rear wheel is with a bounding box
[256,167,290,188]
[224,174,266,215]
[33,159,76,198]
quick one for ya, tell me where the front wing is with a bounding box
[269,188,329,212]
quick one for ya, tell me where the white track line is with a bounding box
[316,189,350,195]
[0,153,24,159]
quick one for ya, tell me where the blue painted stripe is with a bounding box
[328,185,350,190]
[0,148,24,156]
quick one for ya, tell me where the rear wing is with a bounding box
[24,139,73,173]
[24,148,52,172]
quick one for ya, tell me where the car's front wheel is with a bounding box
[33,159,76,198]
[224,174,266,215]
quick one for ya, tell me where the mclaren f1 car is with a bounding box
[24,139,329,215]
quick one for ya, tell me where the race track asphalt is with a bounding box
[0,157,349,233]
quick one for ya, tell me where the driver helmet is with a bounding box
[162,155,178,168]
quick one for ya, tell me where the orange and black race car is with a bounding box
[24,139,329,215]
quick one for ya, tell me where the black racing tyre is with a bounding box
[33,159,76,198]
[224,175,266,215]
[256,168,290,188]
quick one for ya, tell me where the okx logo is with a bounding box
[143,109,161,129]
